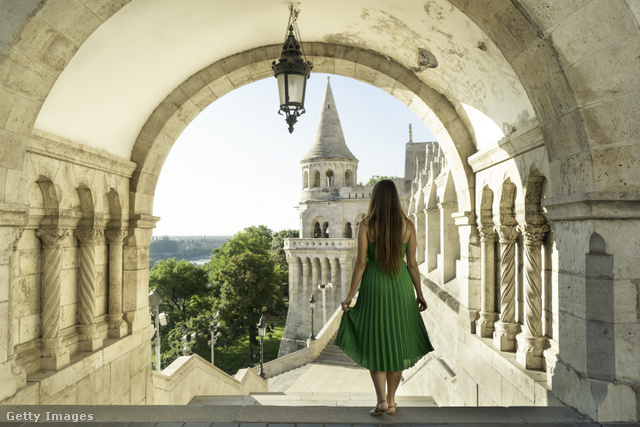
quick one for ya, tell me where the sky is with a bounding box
[152,73,435,237]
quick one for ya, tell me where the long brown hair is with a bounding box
[366,179,406,276]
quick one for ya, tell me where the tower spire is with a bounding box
[301,78,357,162]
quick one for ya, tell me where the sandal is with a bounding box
[385,403,398,415]
[370,400,388,416]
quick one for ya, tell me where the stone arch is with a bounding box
[479,185,494,226]
[498,178,517,224]
[345,169,354,187]
[128,44,476,219]
[322,222,330,238]
[325,170,335,187]
[303,170,309,189]
[344,222,352,238]
[76,184,95,228]
[106,188,123,229]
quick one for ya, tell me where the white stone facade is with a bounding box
[0,1,639,422]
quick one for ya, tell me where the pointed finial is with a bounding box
[409,123,413,143]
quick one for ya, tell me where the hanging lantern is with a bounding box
[272,5,313,134]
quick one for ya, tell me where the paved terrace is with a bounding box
[1,360,637,426]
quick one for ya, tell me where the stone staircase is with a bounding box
[312,332,360,368]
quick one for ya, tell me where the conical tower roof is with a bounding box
[301,78,358,163]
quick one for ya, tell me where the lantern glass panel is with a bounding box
[277,73,287,106]
[287,73,306,105]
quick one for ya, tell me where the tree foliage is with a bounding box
[149,258,211,322]
[358,175,401,186]
[215,252,287,361]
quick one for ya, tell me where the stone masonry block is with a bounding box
[0,129,28,170]
[61,302,78,328]
[0,264,8,302]
[226,66,252,88]
[208,76,235,98]
[130,368,146,404]
[519,0,593,37]
[16,274,40,317]
[582,90,640,148]
[19,314,40,345]
[565,35,640,107]
[615,322,640,382]
[110,354,131,403]
[550,0,638,66]
[5,95,39,136]
[83,0,132,22]
[39,0,102,46]
[0,49,56,102]
[0,301,8,360]
[353,63,377,85]
[592,144,640,192]
[333,58,355,78]
[39,33,78,72]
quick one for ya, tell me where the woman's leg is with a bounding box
[386,371,403,408]
[369,371,389,411]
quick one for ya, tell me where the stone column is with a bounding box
[2,227,27,399]
[414,210,426,264]
[439,202,458,283]
[301,258,310,306]
[288,256,298,305]
[105,229,128,338]
[493,224,521,351]
[330,257,339,307]
[516,222,550,370]
[75,228,104,351]
[424,208,439,272]
[36,228,71,371]
[477,225,498,338]
[340,257,352,301]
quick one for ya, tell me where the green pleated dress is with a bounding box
[334,242,434,372]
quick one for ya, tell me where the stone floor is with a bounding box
[0,361,636,426]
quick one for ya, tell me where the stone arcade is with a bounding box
[0,0,638,423]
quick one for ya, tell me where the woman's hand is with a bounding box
[341,297,353,313]
[416,294,428,312]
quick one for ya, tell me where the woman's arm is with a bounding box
[341,219,369,312]
[406,220,428,312]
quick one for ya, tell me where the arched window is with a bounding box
[303,170,309,189]
[345,170,353,187]
[326,170,335,187]
[344,222,352,238]
[312,170,321,187]
[313,222,321,238]
[322,222,330,238]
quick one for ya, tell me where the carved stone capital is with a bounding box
[74,228,104,245]
[518,223,549,245]
[36,229,70,247]
[105,229,128,244]
[496,224,519,243]
[477,224,497,241]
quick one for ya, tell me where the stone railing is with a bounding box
[150,354,267,404]
[252,305,344,378]
[284,238,356,250]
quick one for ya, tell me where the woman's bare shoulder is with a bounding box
[360,217,370,227]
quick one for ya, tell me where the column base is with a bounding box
[108,314,129,338]
[476,311,499,338]
[516,335,548,370]
[493,321,520,351]
[40,339,70,371]
[78,325,103,352]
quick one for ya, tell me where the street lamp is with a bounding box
[180,324,196,356]
[257,315,267,379]
[208,312,221,366]
[149,289,169,372]
[318,283,334,326]
[271,4,313,134]
[309,294,316,340]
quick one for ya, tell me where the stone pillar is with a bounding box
[340,256,352,301]
[74,228,104,351]
[516,222,550,370]
[288,256,298,305]
[1,227,27,400]
[493,224,521,351]
[414,210,426,264]
[36,228,71,371]
[105,229,128,338]
[425,208,439,272]
[330,257,339,307]
[477,225,498,338]
[301,258,310,306]
[439,202,458,283]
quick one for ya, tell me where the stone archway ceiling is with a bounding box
[34,0,535,159]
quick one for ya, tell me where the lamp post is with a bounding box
[180,324,196,356]
[271,4,313,133]
[149,289,169,372]
[208,312,221,366]
[257,315,267,378]
[318,283,334,326]
[309,294,316,340]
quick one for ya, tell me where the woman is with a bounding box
[334,179,434,416]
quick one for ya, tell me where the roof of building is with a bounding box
[301,78,358,163]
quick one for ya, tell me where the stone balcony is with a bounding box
[284,238,356,251]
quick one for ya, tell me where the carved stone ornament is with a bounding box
[105,229,128,244]
[477,224,497,241]
[518,223,549,245]
[74,228,104,244]
[35,229,70,247]
[496,224,519,243]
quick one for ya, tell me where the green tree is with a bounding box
[215,252,286,363]
[358,175,401,186]
[270,229,299,299]
[149,258,211,322]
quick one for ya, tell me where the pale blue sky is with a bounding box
[153,73,435,236]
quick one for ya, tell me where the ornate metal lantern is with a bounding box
[272,5,313,134]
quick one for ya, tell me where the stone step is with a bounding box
[190,392,436,407]
[29,404,610,426]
